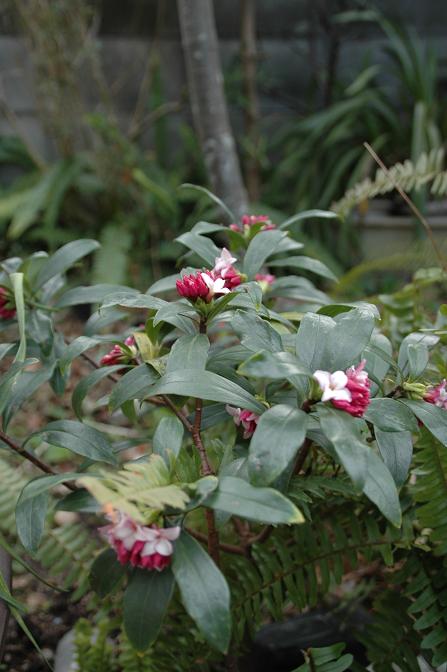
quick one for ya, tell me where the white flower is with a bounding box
[136,525,181,558]
[313,370,352,402]
[213,248,237,276]
[201,272,230,298]
[111,512,139,550]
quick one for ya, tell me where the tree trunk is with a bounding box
[177,0,249,220]
[0,549,11,662]
[241,0,261,202]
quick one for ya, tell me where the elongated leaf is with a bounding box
[124,567,175,651]
[72,364,126,418]
[27,420,117,465]
[2,364,55,430]
[55,284,136,308]
[153,416,184,463]
[279,209,339,229]
[59,336,104,372]
[407,342,429,377]
[205,476,304,524]
[100,292,165,311]
[269,276,329,304]
[147,273,179,295]
[401,400,447,445]
[232,311,282,353]
[179,183,235,221]
[166,334,209,373]
[239,350,310,380]
[109,364,159,411]
[243,230,286,278]
[398,332,439,374]
[0,359,38,416]
[148,369,265,414]
[248,405,308,486]
[172,532,231,653]
[375,429,413,487]
[16,472,83,552]
[90,548,126,598]
[362,449,401,526]
[329,308,376,370]
[318,405,368,489]
[295,313,335,370]
[269,255,338,281]
[35,239,99,289]
[364,398,418,433]
[176,231,220,266]
[10,273,26,362]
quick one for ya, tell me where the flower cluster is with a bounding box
[313,360,370,417]
[0,287,16,320]
[101,510,180,571]
[424,379,447,409]
[226,405,260,438]
[100,336,137,367]
[230,214,276,233]
[176,249,243,303]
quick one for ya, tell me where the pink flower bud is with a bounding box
[176,271,209,302]
[424,380,447,409]
[255,273,276,288]
[226,405,260,438]
[0,287,16,320]
[230,215,276,233]
[100,336,138,367]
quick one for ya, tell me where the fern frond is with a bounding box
[359,593,421,672]
[413,427,447,556]
[292,642,353,672]
[74,617,117,672]
[332,148,445,219]
[118,633,156,672]
[398,554,447,667]
[229,509,401,639]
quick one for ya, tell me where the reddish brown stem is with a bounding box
[0,430,77,491]
[294,437,312,475]
[186,528,245,557]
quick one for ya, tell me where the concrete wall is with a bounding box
[0,0,446,165]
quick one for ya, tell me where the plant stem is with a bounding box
[294,437,312,475]
[0,430,77,491]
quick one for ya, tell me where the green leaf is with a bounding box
[407,342,429,378]
[243,230,286,278]
[205,476,304,524]
[0,359,38,417]
[10,272,26,362]
[35,239,100,289]
[318,405,368,489]
[364,398,419,433]
[248,405,308,486]
[176,231,220,266]
[123,567,175,651]
[179,183,235,221]
[232,311,283,353]
[401,400,447,446]
[1,364,55,430]
[26,420,117,465]
[295,313,335,370]
[72,364,126,418]
[16,472,83,552]
[109,364,159,411]
[362,449,401,526]
[329,307,376,370]
[153,416,184,464]
[269,255,338,282]
[398,332,439,374]
[100,292,165,311]
[269,276,330,304]
[147,369,265,414]
[59,336,104,372]
[172,532,231,653]
[375,429,413,487]
[89,548,126,598]
[166,334,210,373]
[54,284,136,308]
[279,209,339,230]
[239,350,310,380]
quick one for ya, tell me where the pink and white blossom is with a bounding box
[255,273,276,289]
[213,249,242,290]
[230,214,276,233]
[101,510,180,572]
[424,379,447,409]
[226,405,259,438]
[176,271,209,302]
[201,272,230,300]
[314,360,371,417]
